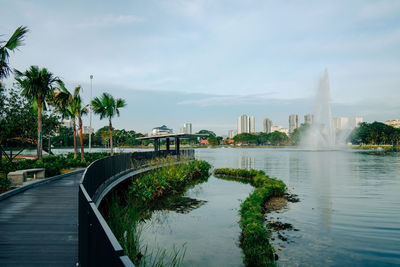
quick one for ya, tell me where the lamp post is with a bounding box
[89,75,93,152]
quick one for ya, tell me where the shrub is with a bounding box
[214,168,286,267]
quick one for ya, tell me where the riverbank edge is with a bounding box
[214,168,286,267]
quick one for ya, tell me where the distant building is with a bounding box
[332,117,349,130]
[289,114,300,133]
[62,119,73,128]
[332,117,363,130]
[224,138,235,144]
[304,114,314,125]
[349,117,363,128]
[249,116,255,133]
[228,130,237,139]
[237,115,255,134]
[83,126,94,134]
[263,118,272,133]
[271,126,289,136]
[180,123,192,134]
[199,140,209,145]
[238,115,249,134]
[151,125,173,136]
[385,119,400,128]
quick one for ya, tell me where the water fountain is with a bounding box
[302,70,336,149]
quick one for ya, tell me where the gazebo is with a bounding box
[137,133,208,154]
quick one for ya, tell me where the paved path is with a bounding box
[0,172,82,266]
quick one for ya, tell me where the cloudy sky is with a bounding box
[1,0,400,135]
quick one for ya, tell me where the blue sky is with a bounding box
[1,0,400,135]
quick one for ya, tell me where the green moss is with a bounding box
[214,168,286,267]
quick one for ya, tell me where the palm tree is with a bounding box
[0,26,28,80]
[53,85,88,160]
[91,93,126,156]
[75,95,89,161]
[15,66,61,161]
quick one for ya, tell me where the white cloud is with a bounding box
[178,93,302,107]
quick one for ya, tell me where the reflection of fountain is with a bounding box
[238,153,255,169]
[302,70,336,149]
[308,152,334,232]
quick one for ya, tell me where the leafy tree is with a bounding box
[14,66,62,161]
[234,133,258,144]
[92,93,126,156]
[208,136,218,146]
[197,130,216,139]
[0,26,28,80]
[0,85,60,150]
[290,123,310,145]
[269,131,290,145]
[349,121,400,145]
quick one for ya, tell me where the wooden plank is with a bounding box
[0,172,82,266]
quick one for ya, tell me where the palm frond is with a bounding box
[4,26,28,50]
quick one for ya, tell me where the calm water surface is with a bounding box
[140,148,400,266]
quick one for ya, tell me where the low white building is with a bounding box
[151,125,173,136]
[384,119,400,128]
[271,126,289,136]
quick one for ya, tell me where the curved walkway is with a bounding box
[0,171,82,266]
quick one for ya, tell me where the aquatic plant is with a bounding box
[106,159,211,266]
[214,168,286,267]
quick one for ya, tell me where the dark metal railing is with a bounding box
[78,150,195,267]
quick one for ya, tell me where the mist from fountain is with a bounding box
[301,70,337,149]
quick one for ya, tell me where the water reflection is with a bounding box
[238,152,255,169]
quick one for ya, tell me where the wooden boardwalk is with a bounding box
[0,172,82,266]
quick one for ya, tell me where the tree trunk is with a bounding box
[73,118,77,159]
[109,118,113,156]
[78,114,85,161]
[37,96,43,161]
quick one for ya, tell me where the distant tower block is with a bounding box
[263,118,272,133]
[304,114,314,125]
[289,114,300,133]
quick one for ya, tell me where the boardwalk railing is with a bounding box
[78,150,195,267]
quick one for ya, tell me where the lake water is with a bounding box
[140,148,400,266]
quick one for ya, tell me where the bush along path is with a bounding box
[214,168,286,267]
[0,153,112,193]
[105,158,212,267]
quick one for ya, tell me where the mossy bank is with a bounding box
[214,168,286,267]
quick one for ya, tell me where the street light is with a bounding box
[89,75,93,152]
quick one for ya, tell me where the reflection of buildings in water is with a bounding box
[289,153,301,183]
[238,153,255,169]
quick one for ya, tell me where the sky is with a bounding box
[1,0,400,135]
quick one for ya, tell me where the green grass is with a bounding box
[214,168,286,267]
[105,158,211,266]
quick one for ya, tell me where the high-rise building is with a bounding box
[289,114,300,133]
[181,123,192,134]
[263,118,272,133]
[249,116,255,133]
[332,117,363,131]
[237,115,249,134]
[304,114,314,125]
[228,130,237,139]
